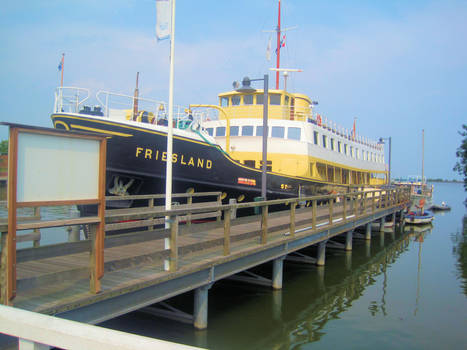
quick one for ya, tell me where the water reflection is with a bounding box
[452,215,467,296]
[244,228,413,349]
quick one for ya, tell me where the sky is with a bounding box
[0,0,466,180]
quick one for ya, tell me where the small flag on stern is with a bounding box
[156,0,171,41]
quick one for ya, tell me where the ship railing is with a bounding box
[54,87,91,114]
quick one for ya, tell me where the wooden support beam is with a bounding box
[169,215,179,272]
[261,205,268,244]
[312,200,317,229]
[289,201,296,236]
[223,208,231,255]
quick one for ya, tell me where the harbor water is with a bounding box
[100,182,467,349]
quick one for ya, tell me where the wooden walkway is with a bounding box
[1,188,409,326]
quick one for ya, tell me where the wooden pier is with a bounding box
[0,187,409,332]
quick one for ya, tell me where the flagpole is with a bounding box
[60,53,64,88]
[165,0,175,215]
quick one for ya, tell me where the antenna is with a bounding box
[269,68,302,91]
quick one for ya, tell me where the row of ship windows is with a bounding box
[207,126,383,163]
[206,125,302,141]
[312,131,382,162]
[220,94,284,107]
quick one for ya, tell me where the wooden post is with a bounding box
[89,224,101,294]
[169,215,179,272]
[353,194,358,217]
[343,194,347,221]
[362,192,367,214]
[32,207,41,247]
[216,194,222,222]
[186,195,192,227]
[372,191,376,213]
[289,201,296,236]
[148,198,155,230]
[223,208,231,255]
[261,205,268,244]
[329,198,334,225]
[312,200,317,229]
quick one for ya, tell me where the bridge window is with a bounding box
[322,135,327,148]
[338,141,342,153]
[230,126,239,136]
[242,125,254,136]
[272,126,284,138]
[287,127,301,140]
[256,94,264,105]
[221,97,229,107]
[216,126,226,137]
[330,138,335,151]
[270,94,281,105]
[232,96,241,106]
[206,128,214,136]
[243,95,253,105]
[344,144,348,155]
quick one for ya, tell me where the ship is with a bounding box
[50,0,387,207]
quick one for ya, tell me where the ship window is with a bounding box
[230,126,239,136]
[256,94,264,105]
[270,94,281,105]
[284,95,290,105]
[322,135,327,148]
[259,160,272,171]
[242,125,254,136]
[338,141,342,153]
[330,138,335,151]
[272,126,284,138]
[206,128,214,136]
[216,126,226,137]
[232,96,241,106]
[243,95,253,105]
[244,160,255,167]
[344,144,348,155]
[220,97,229,107]
[350,146,354,158]
[256,126,265,136]
[314,131,319,145]
[287,127,301,140]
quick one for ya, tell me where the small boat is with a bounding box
[430,202,451,211]
[404,210,434,225]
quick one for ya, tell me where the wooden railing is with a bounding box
[0,187,410,304]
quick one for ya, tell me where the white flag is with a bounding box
[156,0,171,41]
[266,35,272,61]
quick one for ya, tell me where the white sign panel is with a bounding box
[16,132,100,202]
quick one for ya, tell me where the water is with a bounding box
[99,182,467,349]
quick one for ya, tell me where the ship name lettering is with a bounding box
[136,147,212,169]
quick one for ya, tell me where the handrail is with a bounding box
[0,305,204,350]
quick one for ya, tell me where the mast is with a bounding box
[421,129,425,184]
[133,72,139,120]
[275,0,281,89]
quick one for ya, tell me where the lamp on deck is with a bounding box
[378,136,392,185]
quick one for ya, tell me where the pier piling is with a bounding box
[272,256,286,290]
[317,240,327,266]
[365,223,372,240]
[345,230,353,251]
[194,284,212,330]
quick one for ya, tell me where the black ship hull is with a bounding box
[52,114,342,205]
